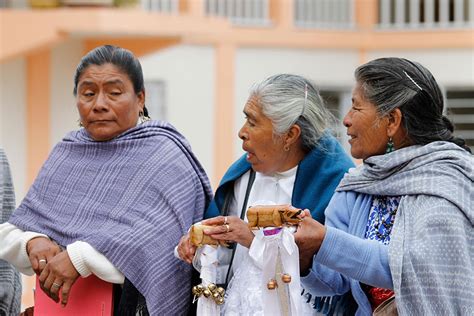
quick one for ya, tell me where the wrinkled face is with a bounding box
[238,97,289,174]
[343,83,388,160]
[76,63,144,141]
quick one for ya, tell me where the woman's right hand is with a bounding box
[177,234,196,264]
[26,237,62,275]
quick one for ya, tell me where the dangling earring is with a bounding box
[138,109,151,124]
[77,119,83,127]
[385,137,394,153]
[138,111,147,124]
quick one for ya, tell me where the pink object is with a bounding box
[34,275,113,316]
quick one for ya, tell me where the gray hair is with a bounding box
[355,57,470,152]
[249,74,334,151]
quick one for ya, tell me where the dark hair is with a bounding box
[355,57,470,152]
[73,45,149,114]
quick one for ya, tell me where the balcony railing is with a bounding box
[141,0,179,13]
[293,0,355,29]
[204,0,270,26]
[378,0,474,29]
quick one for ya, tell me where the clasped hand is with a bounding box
[177,216,255,264]
[27,237,79,307]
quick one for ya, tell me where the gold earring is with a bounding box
[284,145,290,152]
[77,119,83,127]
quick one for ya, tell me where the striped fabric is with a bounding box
[9,121,212,315]
[0,148,21,316]
[337,141,473,315]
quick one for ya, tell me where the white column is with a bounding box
[380,0,391,27]
[454,0,464,25]
[424,0,434,26]
[395,0,406,27]
[439,0,449,25]
[409,0,420,28]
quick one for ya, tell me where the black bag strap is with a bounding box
[222,169,256,288]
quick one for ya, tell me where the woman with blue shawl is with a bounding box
[295,57,473,315]
[177,74,355,315]
[0,45,212,315]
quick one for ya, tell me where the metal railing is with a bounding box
[378,0,474,29]
[294,0,355,29]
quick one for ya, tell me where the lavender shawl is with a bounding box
[0,148,21,316]
[9,121,212,315]
[337,141,473,315]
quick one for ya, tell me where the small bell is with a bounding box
[208,283,217,292]
[212,292,220,300]
[216,287,225,296]
[203,289,211,298]
[192,285,202,296]
[216,297,225,305]
[267,279,277,290]
[281,273,292,283]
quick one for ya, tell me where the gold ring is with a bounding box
[223,216,228,225]
[224,224,230,233]
[52,282,61,289]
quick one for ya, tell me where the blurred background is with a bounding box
[0,0,473,310]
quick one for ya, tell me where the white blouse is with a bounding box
[217,166,298,282]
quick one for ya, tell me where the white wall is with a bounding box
[0,58,27,203]
[140,45,215,182]
[50,40,84,146]
[367,49,474,88]
[235,48,359,158]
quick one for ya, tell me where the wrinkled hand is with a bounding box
[294,209,327,275]
[20,306,34,316]
[202,216,254,248]
[39,251,80,307]
[177,234,196,264]
[26,237,62,275]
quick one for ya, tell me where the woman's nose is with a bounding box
[342,112,351,128]
[93,91,109,112]
[238,125,247,140]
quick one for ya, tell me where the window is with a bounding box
[446,89,474,152]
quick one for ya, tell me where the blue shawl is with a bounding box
[9,121,213,315]
[205,135,354,223]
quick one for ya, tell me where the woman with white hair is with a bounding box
[178,74,355,315]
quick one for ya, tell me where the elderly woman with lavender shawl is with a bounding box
[295,57,473,315]
[0,45,212,315]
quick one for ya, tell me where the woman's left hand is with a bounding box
[38,251,80,307]
[201,216,255,248]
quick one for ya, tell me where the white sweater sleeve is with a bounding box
[67,241,124,284]
[0,222,48,275]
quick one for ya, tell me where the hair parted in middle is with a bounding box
[248,74,334,152]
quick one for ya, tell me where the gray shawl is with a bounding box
[9,121,213,315]
[0,148,21,316]
[337,141,473,315]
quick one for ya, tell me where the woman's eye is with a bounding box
[110,91,122,96]
[83,92,94,97]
